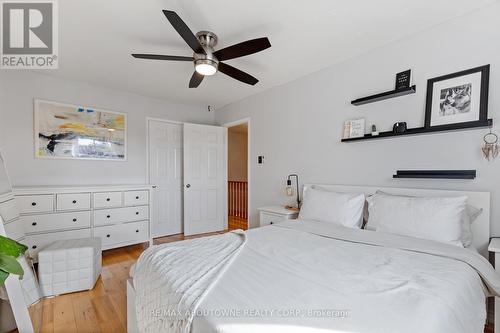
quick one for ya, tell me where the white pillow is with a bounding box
[299,187,365,228]
[461,205,483,247]
[368,193,467,246]
[365,191,483,247]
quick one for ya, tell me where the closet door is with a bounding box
[183,123,227,236]
[148,120,183,237]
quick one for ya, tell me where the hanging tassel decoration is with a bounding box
[482,129,498,161]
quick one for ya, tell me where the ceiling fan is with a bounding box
[132,10,271,88]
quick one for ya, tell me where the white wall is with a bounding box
[228,130,248,181]
[0,72,214,186]
[215,3,500,232]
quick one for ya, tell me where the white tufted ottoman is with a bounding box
[38,238,102,297]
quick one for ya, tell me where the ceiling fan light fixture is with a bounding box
[195,59,217,76]
[132,11,270,87]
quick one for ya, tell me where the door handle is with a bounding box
[186,184,191,188]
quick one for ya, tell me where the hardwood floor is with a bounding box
[26,231,494,333]
[228,215,248,230]
[36,244,140,333]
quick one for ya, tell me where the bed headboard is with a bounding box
[303,184,491,258]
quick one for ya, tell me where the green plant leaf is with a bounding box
[0,253,24,278]
[0,269,8,286]
[0,235,28,257]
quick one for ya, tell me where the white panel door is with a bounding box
[148,120,183,237]
[184,123,227,236]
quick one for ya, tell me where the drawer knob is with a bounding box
[32,245,37,249]
[106,234,110,238]
[31,202,37,206]
[136,196,139,199]
[106,198,111,202]
[72,200,77,204]
[32,222,37,226]
[270,221,274,225]
[135,212,139,215]
[73,218,77,222]
[136,229,139,233]
[106,215,111,219]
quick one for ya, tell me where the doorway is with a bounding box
[148,119,228,238]
[226,121,249,230]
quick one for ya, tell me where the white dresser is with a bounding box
[0,192,24,242]
[13,185,153,257]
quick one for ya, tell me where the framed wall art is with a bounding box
[424,65,490,130]
[34,99,127,161]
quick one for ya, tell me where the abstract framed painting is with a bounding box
[424,65,490,130]
[34,99,127,161]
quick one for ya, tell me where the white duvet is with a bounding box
[135,220,500,333]
[134,231,246,333]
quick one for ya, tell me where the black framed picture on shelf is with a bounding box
[395,69,411,90]
[424,65,490,130]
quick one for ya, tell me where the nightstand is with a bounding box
[488,238,500,333]
[258,206,299,227]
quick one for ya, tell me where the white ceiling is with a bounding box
[39,0,496,109]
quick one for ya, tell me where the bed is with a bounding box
[127,185,499,333]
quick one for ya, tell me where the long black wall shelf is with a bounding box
[341,119,492,142]
[351,85,416,106]
[393,170,476,180]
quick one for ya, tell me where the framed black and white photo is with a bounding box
[425,65,490,130]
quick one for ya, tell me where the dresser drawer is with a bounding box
[4,221,24,241]
[124,190,149,206]
[93,206,149,226]
[25,229,92,257]
[17,195,54,214]
[259,212,285,226]
[93,192,122,208]
[22,211,91,234]
[0,198,19,222]
[94,221,148,248]
[56,193,91,211]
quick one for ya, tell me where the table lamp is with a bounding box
[286,174,300,208]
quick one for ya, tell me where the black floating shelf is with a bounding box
[351,85,416,106]
[341,119,492,142]
[393,170,476,180]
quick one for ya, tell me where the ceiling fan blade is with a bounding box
[218,62,258,85]
[214,37,271,61]
[189,71,204,88]
[162,10,206,55]
[131,54,193,61]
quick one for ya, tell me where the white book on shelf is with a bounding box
[343,121,352,139]
[348,119,365,138]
